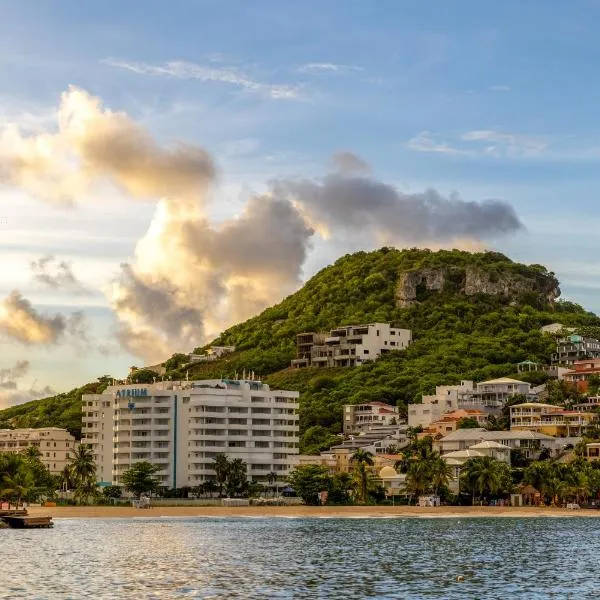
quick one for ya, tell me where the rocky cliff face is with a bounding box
[396,266,560,307]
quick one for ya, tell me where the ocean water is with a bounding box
[0,517,598,599]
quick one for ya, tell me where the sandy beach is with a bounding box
[25,505,600,519]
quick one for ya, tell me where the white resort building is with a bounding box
[82,379,299,488]
[0,427,77,474]
[291,323,412,368]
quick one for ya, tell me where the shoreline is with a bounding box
[26,505,600,519]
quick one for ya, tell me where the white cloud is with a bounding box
[407,131,471,155]
[297,62,363,74]
[103,58,302,100]
[408,130,548,158]
[461,130,548,157]
[489,84,511,92]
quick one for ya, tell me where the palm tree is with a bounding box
[351,449,374,504]
[2,468,35,509]
[405,459,432,502]
[68,444,97,504]
[212,454,230,497]
[429,455,452,496]
[266,471,279,497]
[460,456,505,505]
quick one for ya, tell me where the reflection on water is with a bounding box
[0,517,598,599]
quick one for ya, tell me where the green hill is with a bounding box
[1,248,599,452]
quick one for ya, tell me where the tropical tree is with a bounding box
[1,467,35,508]
[460,456,510,504]
[120,461,161,498]
[328,472,354,504]
[266,471,279,496]
[287,465,330,505]
[212,454,230,497]
[429,455,453,496]
[225,458,248,497]
[351,449,374,504]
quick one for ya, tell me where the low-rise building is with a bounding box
[408,378,540,428]
[189,346,236,363]
[408,381,475,428]
[291,323,412,368]
[510,403,559,430]
[585,442,600,462]
[552,335,600,366]
[564,359,600,392]
[442,441,511,493]
[433,428,558,460]
[422,409,488,437]
[343,402,400,434]
[0,427,77,474]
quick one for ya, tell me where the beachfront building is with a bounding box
[343,402,400,434]
[433,428,558,460]
[442,441,511,493]
[82,379,299,489]
[291,323,412,368]
[0,427,77,474]
[585,442,600,462]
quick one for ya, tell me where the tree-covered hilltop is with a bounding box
[0,378,111,439]
[1,248,599,451]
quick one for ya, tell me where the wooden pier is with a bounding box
[0,509,53,529]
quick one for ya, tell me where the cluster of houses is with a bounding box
[297,329,600,498]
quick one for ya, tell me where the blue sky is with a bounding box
[1,0,600,403]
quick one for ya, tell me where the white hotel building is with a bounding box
[82,379,300,488]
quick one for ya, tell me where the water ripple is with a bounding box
[0,517,598,599]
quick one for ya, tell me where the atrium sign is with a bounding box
[116,388,148,398]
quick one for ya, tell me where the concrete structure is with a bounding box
[82,379,299,488]
[378,465,407,496]
[552,335,600,366]
[442,441,511,493]
[422,409,487,437]
[511,401,597,437]
[408,378,540,428]
[433,428,558,460]
[408,381,475,428]
[296,453,338,474]
[510,403,559,430]
[564,359,600,392]
[189,346,236,363]
[0,427,77,474]
[291,323,412,368]
[343,402,400,434]
[586,442,600,462]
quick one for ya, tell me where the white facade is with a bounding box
[82,380,299,488]
[343,402,400,434]
[408,381,474,427]
[0,427,77,474]
[292,323,412,368]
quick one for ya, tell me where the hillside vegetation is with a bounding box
[1,248,599,452]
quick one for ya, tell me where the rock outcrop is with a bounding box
[396,266,560,307]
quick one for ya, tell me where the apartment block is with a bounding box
[552,335,600,366]
[291,323,412,368]
[408,378,541,428]
[82,379,299,489]
[0,427,77,474]
[343,402,400,434]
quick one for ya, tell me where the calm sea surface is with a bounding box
[1,517,598,599]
